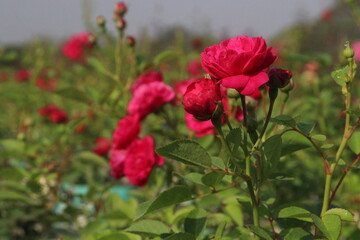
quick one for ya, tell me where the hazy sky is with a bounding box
[0,0,334,45]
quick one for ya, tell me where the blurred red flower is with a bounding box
[61,32,94,61]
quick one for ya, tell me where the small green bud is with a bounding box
[343,41,354,59]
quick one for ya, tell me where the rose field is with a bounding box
[1,1,360,240]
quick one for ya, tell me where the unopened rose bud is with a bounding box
[280,78,295,93]
[87,34,97,46]
[343,42,354,59]
[267,68,292,89]
[126,36,136,47]
[114,2,127,17]
[96,15,106,27]
[182,78,223,121]
[116,18,127,31]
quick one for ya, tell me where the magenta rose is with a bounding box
[109,149,127,179]
[112,115,141,150]
[130,71,164,93]
[201,36,277,96]
[187,60,203,78]
[93,137,111,156]
[62,32,94,61]
[123,136,164,187]
[182,78,222,120]
[185,112,215,137]
[127,81,175,120]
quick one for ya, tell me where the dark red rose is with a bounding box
[15,69,31,82]
[267,68,292,89]
[111,115,141,150]
[182,78,223,120]
[93,137,111,156]
[123,136,164,187]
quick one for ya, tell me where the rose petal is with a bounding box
[221,75,250,89]
[238,72,268,96]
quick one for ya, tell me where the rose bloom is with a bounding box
[130,71,163,93]
[109,149,127,179]
[93,137,111,156]
[15,69,31,82]
[61,32,94,61]
[187,60,203,78]
[352,41,360,63]
[36,78,58,91]
[123,136,164,187]
[173,79,197,106]
[267,68,292,89]
[38,104,68,124]
[182,78,222,120]
[185,112,215,137]
[112,115,141,150]
[127,81,175,120]
[201,36,277,96]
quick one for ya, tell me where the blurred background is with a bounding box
[1,0,335,45]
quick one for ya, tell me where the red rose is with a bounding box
[185,112,215,137]
[111,115,141,150]
[36,78,58,91]
[173,79,197,106]
[123,136,164,187]
[187,60,203,78]
[182,78,223,120]
[38,104,68,124]
[201,36,277,96]
[127,81,175,120]
[130,71,164,93]
[15,69,31,82]
[75,123,87,134]
[109,149,127,179]
[93,137,111,156]
[114,2,127,16]
[61,32,94,61]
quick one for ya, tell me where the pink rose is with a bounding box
[61,32,94,61]
[112,115,141,150]
[127,81,175,120]
[93,137,111,156]
[130,71,163,93]
[185,112,215,137]
[15,69,31,82]
[182,78,222,120]
[36,78,58,91]
[201,36,277,96]
[109,149,127,179]
[187,60,203,78]
[123,136,164,186]
[352,41,360,63]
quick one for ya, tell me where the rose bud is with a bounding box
[126,36,136,47]
[182,78,223,121]
[96,15,106,27]
[267,68,292,89]
[114,2,127,17]
[87,33,97,47]
[116,18,127,31]
[344,42,355,60]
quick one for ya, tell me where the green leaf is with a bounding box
[277,206,312,222]
[54,87,89,103]
[164,233,196,240]
[88,57,112,76]
[324,208,354,222]
[98,232,140,240]
[153,51,179,66]
[184,208,207,237]
[281,142,311,157]
[76,151,108,166]
[297,122,315,134]
[311,214,332,240]
[322,214,341,240]
[226,128,242,150]
[271,115,296,127]
[283,227,313,240]
[331,66,348,87]
[348,131,360,154]
[248,225,273,240]
[211,157,226,170]
[311,134,327,142]
[201,172,224,188]
[223,200,243,226]
[125,220,172,237]
[156,140,212,168]
[0,167,25,181]
[183,173,205,186]
[264,135,282,170]
[135,186,192,219]
[0,139,25,153]
[320,144,334,150]
[344,108,360,118]
[0,190,32,203]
